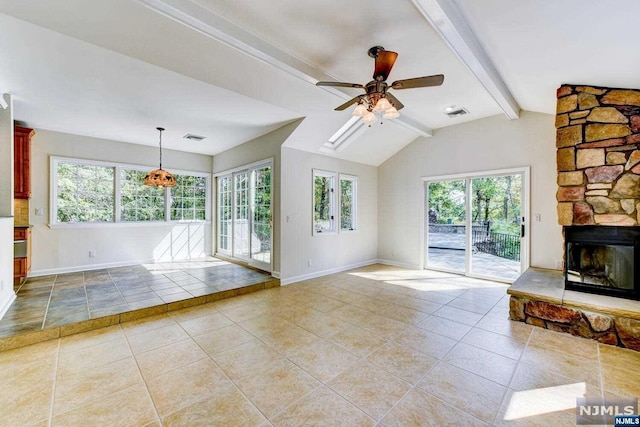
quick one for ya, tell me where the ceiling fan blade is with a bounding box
[391,74,444,90]
[385,92,404,111]
[335,96,362,111]
[316,81,365,89]
[373,50,398,81]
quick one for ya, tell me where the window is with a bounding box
[313,170,358,235]
[56,161,115,223]
[171,174,207,221]
[120,169,165,221]
[313,170,335,234]
[340,175,357,231]
[51,157,209,225]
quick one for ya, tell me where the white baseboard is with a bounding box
[271,271,281,279]
[0,293,17,321]
[280,259,379,286]
[375,259,421,270]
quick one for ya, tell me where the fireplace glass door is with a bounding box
[566,243,634,290]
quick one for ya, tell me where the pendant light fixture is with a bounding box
[143,127,177,188]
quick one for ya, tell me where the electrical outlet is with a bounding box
[534,213,541,222]
[35,208,44,216]
[555,260,563,269]
[89,250,96,258]
[307,260,312,267]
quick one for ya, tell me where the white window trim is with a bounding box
[339,174,358,232]
[49,156,211,228]
[313,169,337,236]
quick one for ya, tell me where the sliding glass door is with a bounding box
[425,169,527,282]
[216,161,272,271]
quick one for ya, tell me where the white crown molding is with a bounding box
[411,0,520,120]
[136,0,433,138]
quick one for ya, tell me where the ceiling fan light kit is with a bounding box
[316,46,444,126]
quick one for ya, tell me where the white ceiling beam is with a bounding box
[0,93,8,109]
[136,0,432,137]
[411,0,520,119]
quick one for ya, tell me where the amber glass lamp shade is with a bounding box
[143,169,177,188]
[144,127,176,188]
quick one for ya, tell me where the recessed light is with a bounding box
[443,105,457,113]
[183,134,206,142]
[444,107,469,118]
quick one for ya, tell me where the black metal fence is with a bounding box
[472,229,520,261]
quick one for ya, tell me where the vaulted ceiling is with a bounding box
[1,1,638,165]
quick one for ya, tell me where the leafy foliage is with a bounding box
[56,163,115,223]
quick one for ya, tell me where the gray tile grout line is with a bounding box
[46,338,62,427]
[40,275,57,330]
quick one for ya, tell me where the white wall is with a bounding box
[280,147,378,283]
[212,120,302,275]
[378,111,560,270]
[30,129,213,275]
[0,94,16,317]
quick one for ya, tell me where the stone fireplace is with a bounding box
[507,84,640,352]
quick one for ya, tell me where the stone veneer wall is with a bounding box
[556,84,640,225]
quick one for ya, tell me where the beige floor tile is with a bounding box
[462,328,526,360]
[0,339,59,369]
[444,343,518,386]
[121,313,176,337]
[126,323,190,354]
[394,327,458,359]
[327,324,388,357]
[0,355,57,400]
[287,312,347,339]
[233,359,321,418]
[447,296,496,315]
[474,316,533,342]
[327,361,411,421]
[418,362,506,423]
[177,312,234,336]
[599,343,640,370]
[135,338,207,379]
[271,386,374,427]
[146,358,234,417]
[220,301,273,323]
[259,324,322,357]
[519,344,601,386]
[493,388,581,426]
[303,294,346,313]
[415,315,472,340]
[51,383,157,427]
[212,338,285,381]
[380,387,487,426]
[162,386,266,427]
[366,341,438,384]
[289,339,360,382]
[432,306,484,326]
[1,387,53,427]
[58,325,125,354]
[527,327,598,360]
[395,296,442,314]
[509,363,602,396]
[53,356,142,414]
[237,314,296,337]
[57,338,132,376]
[355,313,411,339]
[192,323,255,355]
[601,363,640,398]
[168,303,218,323]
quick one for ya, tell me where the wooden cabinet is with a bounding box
[14,125,34,199]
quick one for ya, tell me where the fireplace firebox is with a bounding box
[564,226,640,300]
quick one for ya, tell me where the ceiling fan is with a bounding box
[316,46,444,124]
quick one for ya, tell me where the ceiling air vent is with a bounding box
[445,108,469,118]
[183,133,206,142]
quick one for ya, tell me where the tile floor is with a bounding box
[2,264,639,426]
[0,258,272,338]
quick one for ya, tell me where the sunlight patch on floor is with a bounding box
[504,383,587,421]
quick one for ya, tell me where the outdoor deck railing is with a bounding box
[472,230,520,261]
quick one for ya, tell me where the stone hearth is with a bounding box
[509,268,640,351]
